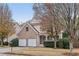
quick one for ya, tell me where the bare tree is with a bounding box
[0,4,15,46]
[54,3,79,54]
[33,3,63,48]
[33,3,79,54]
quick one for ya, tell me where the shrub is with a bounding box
[3,42,9,46]
[0,41,1,45]
[57,39,63,48]
[63,39,69,49]
[10,38,19,47]
[58,38,69,49]
[43,38,69,49]
[62,32,68,38]
[44,41,54,48]
[44,40,58,48]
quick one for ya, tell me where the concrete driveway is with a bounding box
[0,47,25,56]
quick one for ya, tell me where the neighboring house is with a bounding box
[6,22,21,42]
[17,19,63,47]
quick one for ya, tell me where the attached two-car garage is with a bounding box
[17,22,39,47]
[19,39,37,47]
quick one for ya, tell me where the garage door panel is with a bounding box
[28,39,36,47]
[19,39,27,46]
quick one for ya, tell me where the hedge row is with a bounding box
[44,38,69,49]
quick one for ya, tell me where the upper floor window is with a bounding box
[26,27,29,31]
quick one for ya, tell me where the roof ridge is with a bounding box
[27,22,39,34]
[29,23,39,33]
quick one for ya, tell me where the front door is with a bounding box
[40,35,46,44]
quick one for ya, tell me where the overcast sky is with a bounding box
[8,3,34,24]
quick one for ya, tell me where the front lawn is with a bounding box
[4,47,79,56]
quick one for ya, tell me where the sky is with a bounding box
[8,3,34,24]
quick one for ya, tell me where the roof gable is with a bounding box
[17,22,39,35]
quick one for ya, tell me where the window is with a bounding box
[26,27,28,31]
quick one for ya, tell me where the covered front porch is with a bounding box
[38,31,63,47]
[39,34,54,47]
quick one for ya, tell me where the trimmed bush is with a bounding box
[44,38,69,49]
[44,40,58,48]
[10,38,19,47]
[44,41,54,48]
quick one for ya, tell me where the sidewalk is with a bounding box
[0,47,25,56]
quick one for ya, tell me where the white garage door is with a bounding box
[19,39,27,46]
[28,39,36,47]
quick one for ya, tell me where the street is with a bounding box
[0,47,25,56]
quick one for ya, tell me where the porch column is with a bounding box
[59,31,63,39]
[36,35,40,46]
[45,34,48,41]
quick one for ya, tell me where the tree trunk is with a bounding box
[54,40,57,48]
[1,39,3,47]
[54,36,57,48]
[69,42,73,55]
[7,37,9,46]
